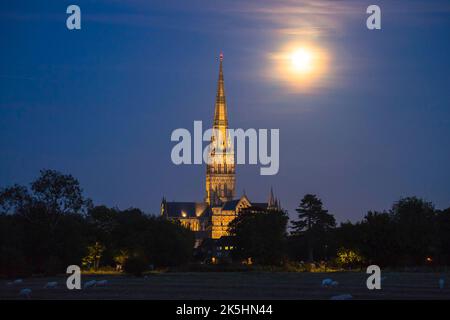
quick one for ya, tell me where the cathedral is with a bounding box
[161,53,280,244]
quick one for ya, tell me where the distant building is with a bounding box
[161,54,280,246]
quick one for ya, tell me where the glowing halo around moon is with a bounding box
[267,42,330,92]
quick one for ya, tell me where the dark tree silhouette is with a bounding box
[335,211,398,267]
[31,169,92,215]
[229,206,288,265]
[291,194,335,262]
[86,206,195,269]
[2,170,450,275]
[0,184,31,215]
[391,197,436,266]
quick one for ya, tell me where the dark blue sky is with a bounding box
[1,0,449,222]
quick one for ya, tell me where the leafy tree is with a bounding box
[359,211,398,266]
[113,249,129,271]
[229,207,288,265]
[31,169,92,215]
[335,211,398,267]
[391,197,436,265]
[0,170,93,274]
[0,184,31,215]
[88,205,118,237]
[142,216,195,267]
[111,208,150,254]
[88,207,195,268]
[86,205,119,264]
[291,194,335,262]
[82,242,105,270]
[0,169,197,276]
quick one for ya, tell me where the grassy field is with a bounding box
[1,272,450,300]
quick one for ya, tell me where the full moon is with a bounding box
[267,42,330,92]
[291,48,312,73]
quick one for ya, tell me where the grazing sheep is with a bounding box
[96,280,108,286]
[44,281,58,289]
[321,278,334,287]
[439,278,445,289]
[19,288,32,299]
[330,294,353,300]
[83,280,97,289]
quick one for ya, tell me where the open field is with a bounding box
[1,272,450,300]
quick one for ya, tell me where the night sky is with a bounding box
[1,0,449,222]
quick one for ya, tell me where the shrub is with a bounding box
[336,247,364,269]
[123,255,148,276]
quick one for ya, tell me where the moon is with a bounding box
[267,42,330,92]
[291,48,312,73]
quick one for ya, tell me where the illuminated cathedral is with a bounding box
[161,54,280,244]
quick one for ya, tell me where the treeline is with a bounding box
[0,170,194,277]
[229,194,450,268]
[1,169,450,276]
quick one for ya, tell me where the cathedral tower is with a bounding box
[205,53,235,205]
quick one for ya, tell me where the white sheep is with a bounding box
[321,278,334,287]
[96,280,108,286]
[83,280,97,289]
[330,294,353,300]
[44,281,58,289]
[439,278,445,289]
[19,288,32,298]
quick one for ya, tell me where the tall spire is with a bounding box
[213,52,228,128]
[205,52,235,208]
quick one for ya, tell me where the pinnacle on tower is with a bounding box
[213,52,228,128]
